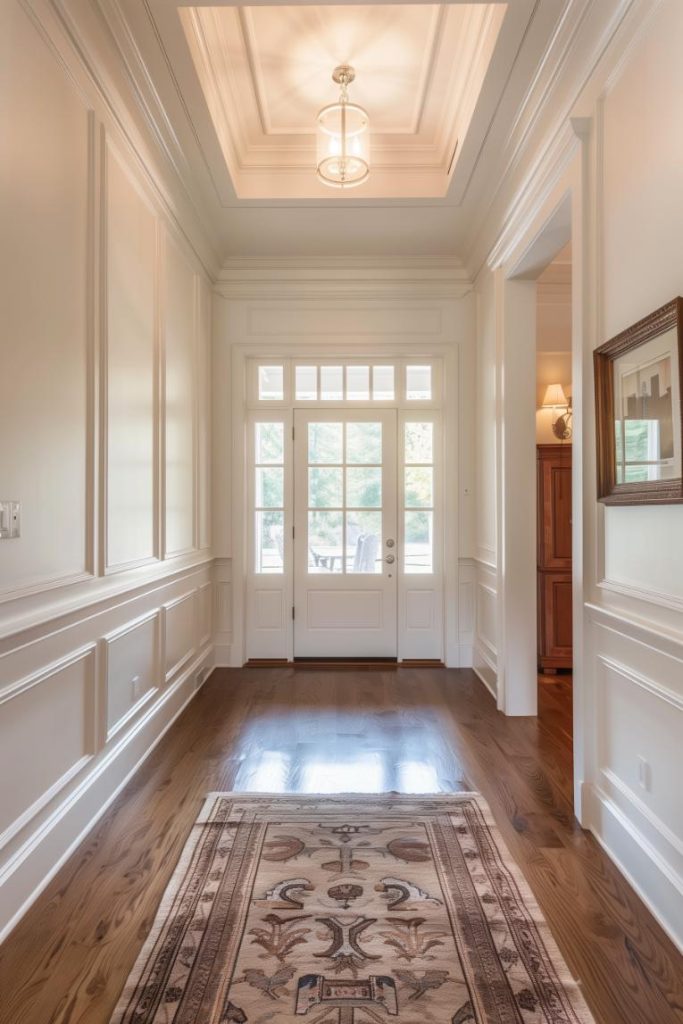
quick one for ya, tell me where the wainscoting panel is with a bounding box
[473,561,498,697]
[104,611,160,741]
[0,646,97,848]
[163,591,198,682]
[0,565,213,943]
[586,610,683,949]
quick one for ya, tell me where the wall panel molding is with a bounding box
[0,644,98,852]
[0,567,213,943]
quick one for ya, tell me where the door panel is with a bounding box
[294,409,397,657]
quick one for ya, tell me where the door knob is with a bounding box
[385,554,395,564]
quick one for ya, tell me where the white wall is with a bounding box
[212,260,476,668]
[473,0,683,947]
[584,0,683,947]
[0,0,213,940]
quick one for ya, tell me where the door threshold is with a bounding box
[294,657,398,671]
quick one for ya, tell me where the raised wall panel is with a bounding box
[164,233,196,556]
[0,648,96,845]
[104,612,159,739]
[197,278,212,550]
[163,591,197,681]
[105,146,157,570]
[0,2,90,596]
[198,581,212,646]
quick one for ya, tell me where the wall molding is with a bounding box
[21,0,220,277]
[0,555,212,650]
[597,653,683,712]
[0,643,212,944]
[215,257,472,302]
[585,782,682,952]
[0,644,98,853]
[586,600,683,663]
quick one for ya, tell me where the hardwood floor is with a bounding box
[1,667,681,1024]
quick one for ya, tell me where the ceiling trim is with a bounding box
[215,254,471,299]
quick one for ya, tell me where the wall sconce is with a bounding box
[542,383,572,441]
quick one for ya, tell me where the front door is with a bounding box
[293,409,397,658]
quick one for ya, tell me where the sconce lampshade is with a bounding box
[542,383,568,408]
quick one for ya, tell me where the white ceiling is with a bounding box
[105,0,621,263]
[179,2,506,198]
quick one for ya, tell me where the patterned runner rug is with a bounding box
[111,793,595,1024]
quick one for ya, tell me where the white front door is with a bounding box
[293,409,398,658]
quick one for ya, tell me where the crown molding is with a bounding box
[215,256,472,301]
[465,0,640,276]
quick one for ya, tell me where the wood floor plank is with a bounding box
[0,667,681,1024]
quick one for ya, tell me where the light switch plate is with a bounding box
[0,501,21,539]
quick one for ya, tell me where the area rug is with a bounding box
[111,793,595,1024]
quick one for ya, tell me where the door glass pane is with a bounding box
[256,466,283,508]
[321,365,343,400]
[346,511,381,573]
[346,365,370,400]
[346,467,381,507]
[308,511,343,573]
[405,467,433,508]
[346,421,382,464]
[405,422,433,463]
[308,422,342,463]
[296,365,317,401]
[258,365,284,401]
[309,467,343,508]
[373,365,395,400]
[406,365,432,400]
[256,511,284,573]
[256,422,284,463]
[405,511,433,573]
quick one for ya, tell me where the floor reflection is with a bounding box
[229,684,467,794]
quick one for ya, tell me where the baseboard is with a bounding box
[472,640,497,699]
[0,648,213,943]
[584,782,683,953]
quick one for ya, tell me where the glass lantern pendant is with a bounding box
[316,65,370,189]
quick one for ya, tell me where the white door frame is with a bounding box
[230,341,460,667]
[487,122,590,820]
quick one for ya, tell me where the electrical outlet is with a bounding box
[0,501,21,539]
[637,755,651,792]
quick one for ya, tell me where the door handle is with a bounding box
[385,554,395,564]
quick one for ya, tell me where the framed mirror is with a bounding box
[594,298,683,504]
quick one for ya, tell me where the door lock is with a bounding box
[385,554,395,564]
[386,538,395,548]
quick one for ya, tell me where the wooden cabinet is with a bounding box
[537,445,572,671]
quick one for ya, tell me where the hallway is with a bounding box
[0,669,679,1024]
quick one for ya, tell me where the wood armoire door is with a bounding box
[537,445,572,671]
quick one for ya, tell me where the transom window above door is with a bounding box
[252,359,438,405]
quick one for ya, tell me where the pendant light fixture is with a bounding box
[316,65,370,188]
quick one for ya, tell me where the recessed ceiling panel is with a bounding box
[180,2,506,199]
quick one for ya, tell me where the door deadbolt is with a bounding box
[386,538,395,548]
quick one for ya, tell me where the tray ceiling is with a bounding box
[180,3,506,198]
